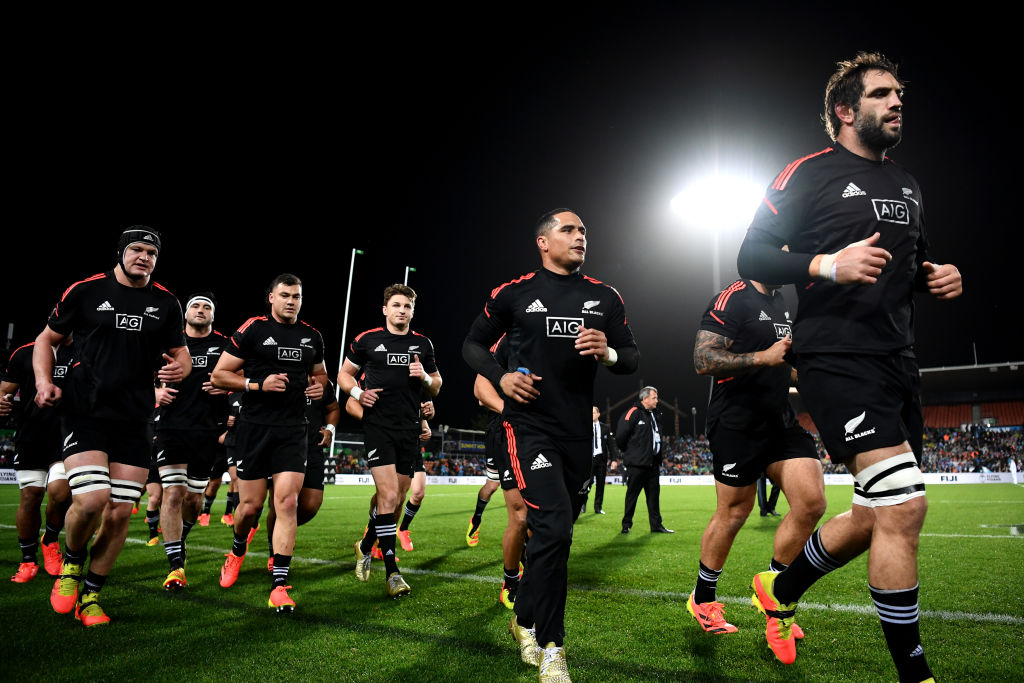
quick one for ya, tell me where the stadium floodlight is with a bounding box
[332,247,364,457]
[671,173,765,293]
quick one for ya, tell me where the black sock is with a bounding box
[42,523,62,545]
[503,567,520,588]
[202,495,215,514]
[375,513,399,576]
[181,520,195,542]
[252,506,263,529]
[272,554,291,588]
[470,497,489,529]
[231,531,248,557]
[18,537,38,563]
[773,529,846,605]
[694,561,723,604]
[146,511,160,537]
[769,557,789,572]
[83,570,106,594]
[64,545,88,567]
[225,492,238,515]
[164,540,184,570]
[870,584,932,683]
[399,502,420,532]
[360,508,378,554]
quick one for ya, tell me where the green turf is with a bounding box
[1,483,1022,681]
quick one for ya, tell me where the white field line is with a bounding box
[4,524,1021,626]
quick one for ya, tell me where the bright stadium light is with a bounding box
[670,174,765,232]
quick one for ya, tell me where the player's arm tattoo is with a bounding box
[693,330,756,377]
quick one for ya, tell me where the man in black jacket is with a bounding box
[582,406,615,515]
[617,387,672,533]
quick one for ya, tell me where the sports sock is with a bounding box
[146,511,161,538]
[399,502,421,531]
[375,513,399,576]
[83,571,107,595]
[693,561,723,604]
[231,531,248,557]
[360,507,378,554]
[202,495,215,514]
[271,554,291,588]
[164,540,184,570]
[503,566,520,588]
[19,537,38,563]
[225,492,238,515]
[42,523,62,545]
[773,528,846,605]
[64,545,87,567]
[870,584,932,683]
[470,497,489,531]
[181,520,195,542]
[769,557,788,572]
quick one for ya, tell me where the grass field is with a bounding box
[1,482,1022,682]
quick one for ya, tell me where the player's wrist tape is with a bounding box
[421,373,434,388]
[243,377,250,391]
[601,347,618,366]
[818,237,873,282]
[324,423,336,435]
[350,386,364,401]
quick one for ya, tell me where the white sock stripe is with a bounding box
[376,524,397,535]
[804,533,843,572]
[403,505,417,518]
[698,569,722,582]
[870,583,919,594]
[874,602,919,614]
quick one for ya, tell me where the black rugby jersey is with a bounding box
[226,316,325,426]
[156,330,230,432]
[699,280,798,432]
[2,342,74,446]
[740,144,930,354]
[484,336,510,430]
[346,328,438,431]
[305,379,338,446]
[465,268,638,439]
[48,271,186,421]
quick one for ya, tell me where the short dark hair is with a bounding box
[268,273,302,293]
[534,208,577,237]
[822,52,902,142]
[383,283,416,306]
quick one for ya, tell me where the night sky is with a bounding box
[7,9,1018,435]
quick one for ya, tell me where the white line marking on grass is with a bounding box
[102,532,1024,627]
[921,533,1023,539]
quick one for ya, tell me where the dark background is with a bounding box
[5,8,1018,434]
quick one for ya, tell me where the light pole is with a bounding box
[404,266,416,286]
[332,247,364,457]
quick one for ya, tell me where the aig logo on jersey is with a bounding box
[388,353,410,366]
[871,199,909,224]
[192,355,208,368]
[546,316,583,338]
[277,347,302,361]
[115,313,143,331]
[774,323,792,339]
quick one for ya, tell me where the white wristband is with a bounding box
[349,386,363,401]
[421,373,434,388]
[600,347,618,366]
[324,423,336,435]
[818,253,838,281]
[243,377,250,392]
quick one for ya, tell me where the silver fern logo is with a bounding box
[844,412,866,434]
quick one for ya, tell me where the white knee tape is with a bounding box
[186,476,210,494]
[47,461,67,483]
[160,467,188,489]
[67,465,111,496]
[485,467,500,482]
[853,452,925,508]
[16,469,47,489]
[110,479,144,504]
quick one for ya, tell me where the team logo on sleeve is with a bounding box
[278,347,302,361]
[871,198,909,224]
[546,317,583,338]
[115,313,143,330]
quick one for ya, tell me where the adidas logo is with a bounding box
[909,645,924,658]
[759,310,771,321]
[842,182,866,198]
[531,454,553,470]
[375,344,387,352]
[525,299,547,313]
[263,337,277,346]
[96,301,114,311]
